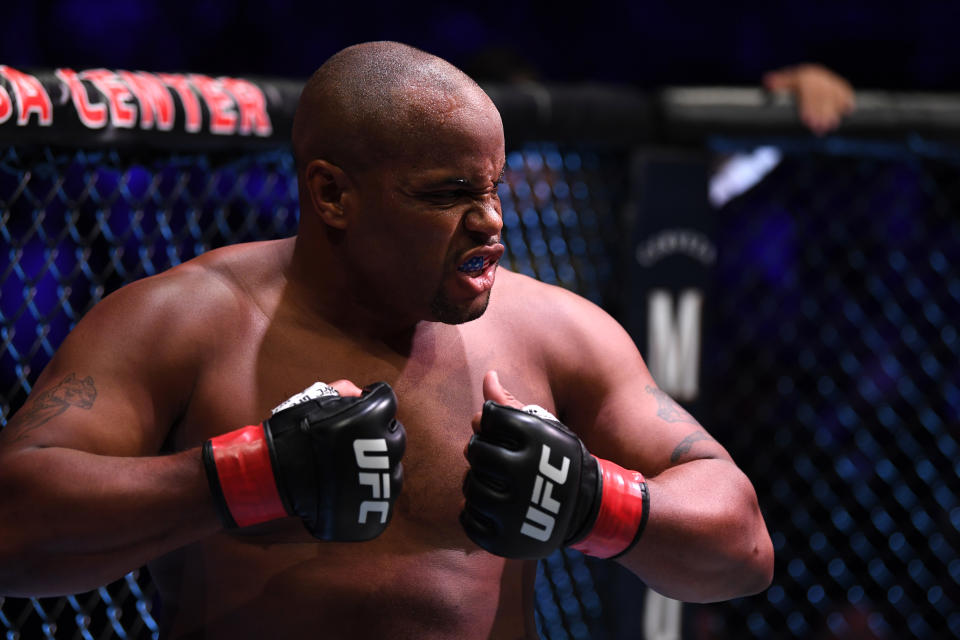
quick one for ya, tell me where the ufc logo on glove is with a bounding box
[521,444,570,541]
[461,401,648,560]
[355,438,391,524]
[204,381,405,542]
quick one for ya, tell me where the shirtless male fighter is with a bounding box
[0,42,773,639]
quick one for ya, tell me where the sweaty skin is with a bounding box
[0,42,772,639]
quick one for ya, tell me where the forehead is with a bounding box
[386,86,505,177]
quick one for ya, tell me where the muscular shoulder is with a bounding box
[489,269,650,407]
[79,242,277,344]
[11,241,291,452]
[50,241,287,403]
[491,269,633,358]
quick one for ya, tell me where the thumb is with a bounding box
[482,370,524,409]
[328,379,363,398]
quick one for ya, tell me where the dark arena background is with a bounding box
[1,4,959,639]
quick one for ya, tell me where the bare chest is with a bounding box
[175,315,553,547]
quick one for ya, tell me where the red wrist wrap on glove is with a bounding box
[570,457,649,559]
[208,425,287,527]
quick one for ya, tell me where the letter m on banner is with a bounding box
[622,155,714,411]
[646,288,703,401]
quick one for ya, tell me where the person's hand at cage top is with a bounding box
[764,63,856,135]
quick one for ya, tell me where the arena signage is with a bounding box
[624,158,716,406]
[0,65,299,147]
[621,154,717,640]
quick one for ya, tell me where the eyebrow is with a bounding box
[426,169,505,189]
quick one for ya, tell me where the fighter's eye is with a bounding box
[424,190,465,204]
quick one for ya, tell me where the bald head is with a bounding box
[292,41,495,176]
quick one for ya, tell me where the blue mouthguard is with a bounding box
[458,256,485,273]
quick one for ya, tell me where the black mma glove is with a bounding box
[461,402,648,559]
[203,381,405,541]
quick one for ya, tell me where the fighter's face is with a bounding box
[346,90,506,325]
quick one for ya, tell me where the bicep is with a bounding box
[551,296,731,475]
[3,365,157,456]
[586,380,733,475]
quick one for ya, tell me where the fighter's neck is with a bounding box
[284,233,429,346]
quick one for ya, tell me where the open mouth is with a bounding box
[455,244,505,281]
[457,255,488,275]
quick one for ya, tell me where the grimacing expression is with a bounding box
[345,87,506,325]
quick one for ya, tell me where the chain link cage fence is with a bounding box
[1,77,958,640]
[697,139,960,640]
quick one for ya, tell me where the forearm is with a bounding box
[617,459,773,603]
[0,446,221,596]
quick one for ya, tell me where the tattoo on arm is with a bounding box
[643,386,716,464]
[645,385,698,424]
[7,373,97,443]
[670,431,712,464]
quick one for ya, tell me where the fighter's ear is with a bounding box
[304,159,353,230]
